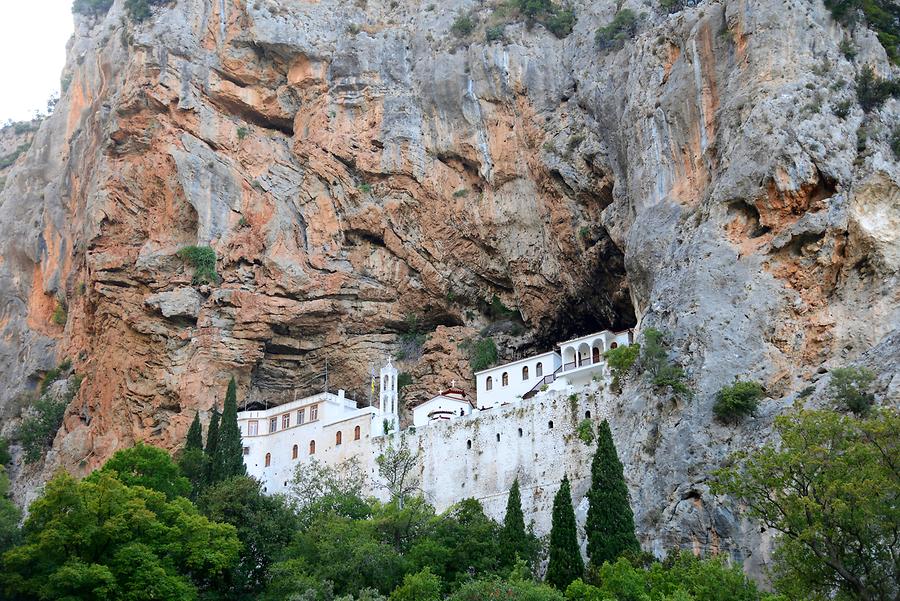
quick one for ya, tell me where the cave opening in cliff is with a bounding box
[534,233,636,348]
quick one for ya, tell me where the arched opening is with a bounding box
[496,433,501,442]
[354,425,361,440]
[309,440,316,455]
[585,410,591,419]
[592,347,601,364]
[563,347,576,370]
[264,453,271,467]
[502,372,509,386]
[522,366,529,381]
[292,444,298,459]
[577,343,591,367]
[466,439,472,450]
[548,420,554,429]
[486,376,493,391]
[383,375,388,389]
[610,341,618,349]
[335,431,342,446]
[518,427,523,437]
[536,362,543,377]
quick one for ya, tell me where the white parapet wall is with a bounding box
[394,380,614,537]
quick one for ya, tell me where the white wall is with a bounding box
[474,352,561,408]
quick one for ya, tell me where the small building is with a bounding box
[474,351,562,409]
[412,385,473,428]
[556,329,633,387]
[237,360,399,494]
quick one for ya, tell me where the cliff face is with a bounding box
[0,0,898,572]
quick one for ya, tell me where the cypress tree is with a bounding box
[185,411,203,450]
[179,411,206,496]
[215,376,247,481]
[586,419,639,566]
[204,407,220,485]
[545,475,583,590]
[499,477,529,567]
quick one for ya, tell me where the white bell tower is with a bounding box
[379,359,399,435]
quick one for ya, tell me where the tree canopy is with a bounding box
[713,407,899,601]
[95,442,191,499]
[1,470,239,601]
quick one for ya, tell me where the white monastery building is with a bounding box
[238,328,635,503]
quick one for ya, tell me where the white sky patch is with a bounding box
[0,0,74,123]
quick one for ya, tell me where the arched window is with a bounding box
[292,444,298,459]
[354,425,361,440]
[536,362,543,377]
[496,433,501,442]
[264,453,271,467]
[486,376,493,391]
[518,427,523,437]
[610,341,618,349]
[309,440,316,455]
[383,375,388,389]
[592,347,600,364]
[522,366,529,380]
[335,431,342,446]
[502,372,509,386]
[466,439,472,450]
[548,420,554,429]
[585,410,591,419]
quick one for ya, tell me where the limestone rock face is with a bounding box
[0,0,898,578]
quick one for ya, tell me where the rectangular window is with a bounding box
[269,417,277,433]
[297,408,305,425]
[242,447,250,455]
[309,404,319,421]
[282,413,290,429]
[248,420,258,436]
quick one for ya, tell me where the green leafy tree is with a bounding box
[408,498,503,590]
[640,328,690,397]
[595,9,638,50]
[564,553,775,601]
[0,437,10,466]
[204,407,221,485]
[713,408,899,601]
[213,377,247,483]
[604,344,640,389]
[0,470,240,600]
[545,476,583,590]
[94,442,190,499]
[272,510,406,597]
[0,467,21,554]
[448,576,565,600]
[289,457,370,525]
[499,478,534,568]
[713,381,764,423]
[19,393,68,464]
[197,476,297,600]
[371,495,435,554]
[376,436,420,508]
[585,420,639,566]
[827,366,876,415]
[389,567,442,601]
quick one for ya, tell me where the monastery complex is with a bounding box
[238,329,634,537]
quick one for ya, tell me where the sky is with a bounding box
[0,0,74,124]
